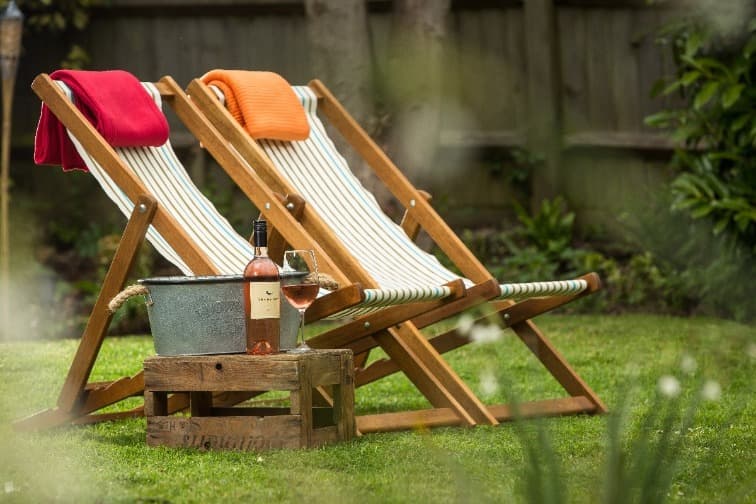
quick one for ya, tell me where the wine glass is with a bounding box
[281,249,319,353]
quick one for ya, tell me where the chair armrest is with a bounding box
[306,283,365,322]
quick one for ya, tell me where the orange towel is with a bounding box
[201,69,309,141]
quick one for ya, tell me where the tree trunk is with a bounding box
[385,0,451,186]
[304,0,379,195]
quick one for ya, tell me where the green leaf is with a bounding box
[684,31,703,57]
[694,81,719,109]
[672,176,702,198]
[695,57,732,76]
[681,70,701,86]
[735,215,751,232]
[713,217,729,234]
[731,114,751,132]
[721,84,745,108]
[690,204,714,218]
[744,34,756,59]
[649,78,667,98]
[662,80,682,95]
[644,111,677,127]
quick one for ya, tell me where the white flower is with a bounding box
[479,370,499,397]
[256,456,264,463]
[658,375,681,398]
[470,324,503,344]
[701,379,722,401]
[4,481,14,494]
[457,314,476,336]
[680,355,697,375]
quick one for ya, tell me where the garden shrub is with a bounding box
[643,14,756,321]
[646,17,756,253]
[457,195,752,320]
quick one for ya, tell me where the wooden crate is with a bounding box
[143,349,355,451]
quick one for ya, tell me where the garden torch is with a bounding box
[0,0,23,332]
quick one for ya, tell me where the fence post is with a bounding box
[523,0,562,210]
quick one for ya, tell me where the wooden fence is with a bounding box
[13,0,688,236]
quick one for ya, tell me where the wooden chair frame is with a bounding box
[15,74,370,430]
[185,77,608,432]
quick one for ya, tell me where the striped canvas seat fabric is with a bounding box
[57,81,254,276]
[55,81,453,317]
[249,85,588,300]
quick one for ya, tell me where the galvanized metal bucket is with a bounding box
[137,274,299,356]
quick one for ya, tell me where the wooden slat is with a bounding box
[147,415,303,450]
[383,323,498,426]
[523,0,562,204]
[267,193,306,263]
[144,355,301,391]
[306,352,344,386]
[563,131,680,151]
[511,319,607,413]
[305,283,364,322]
[439,129,525,148]
[336,351,357,439]
[311,426,341,447]
[356,396,598,433]
[294,360,313,447]
[13,408,75,432]
[54,196,156,412]
[190,391,213,417]
[400,189,431,240]
[80,373,145,413]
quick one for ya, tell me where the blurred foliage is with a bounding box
[454,196,754,322]
[645,15,756,254]
[514,369,713,504]
[12,0,107,68]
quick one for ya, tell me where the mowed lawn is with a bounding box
[0,314,753,503]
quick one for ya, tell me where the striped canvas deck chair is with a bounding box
[17,72,399,431]
[186,75,608,432]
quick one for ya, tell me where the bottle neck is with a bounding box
[253,217,268,253]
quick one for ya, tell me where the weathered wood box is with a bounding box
[143,350,355,451]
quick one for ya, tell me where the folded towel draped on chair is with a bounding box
[200,69,309,141]
[33,69,170,172]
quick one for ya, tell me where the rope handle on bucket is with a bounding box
[107,273,340,313]
[108,284,152,313]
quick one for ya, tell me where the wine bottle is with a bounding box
[243,219,280,354]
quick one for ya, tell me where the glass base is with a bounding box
[287,344,313,354]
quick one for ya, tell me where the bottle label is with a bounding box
[249,282,280,319]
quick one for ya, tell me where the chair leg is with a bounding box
[14,196,157,431]
[374,322,498,426]
[509,318,607,413]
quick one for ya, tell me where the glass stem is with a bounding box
[298,309,306,347]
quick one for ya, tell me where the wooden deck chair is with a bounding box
[16,72,423,431]
[185,76,608,433]
[18,72,492,431]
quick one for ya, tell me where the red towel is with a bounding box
[33,69,170,172]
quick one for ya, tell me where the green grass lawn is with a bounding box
[0,314,753,503]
